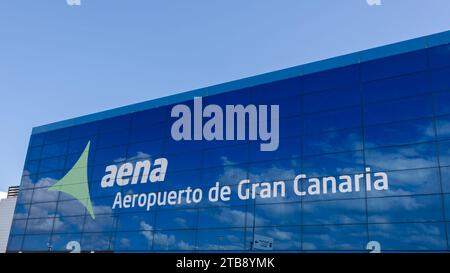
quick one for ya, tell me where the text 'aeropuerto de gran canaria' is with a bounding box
[105,157,389,211]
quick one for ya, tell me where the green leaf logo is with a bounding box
[48,141,95,219]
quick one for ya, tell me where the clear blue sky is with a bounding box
[0,0,449,192]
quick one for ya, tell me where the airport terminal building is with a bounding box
[7,30,450,252]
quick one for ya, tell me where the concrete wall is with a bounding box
[0,197,17,253]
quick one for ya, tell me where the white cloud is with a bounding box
[267,228,293,241]
[0,191,6,200]
[138,220,197,250]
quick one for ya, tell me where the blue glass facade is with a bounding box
[7,31,450,253]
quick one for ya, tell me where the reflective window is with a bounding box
[439,140,450,166]
[441,167,450,193]
[361,50,427,82]
[365,143,438,172]
[44,128,70,145]
[52,216,84,234]
[155,209,197,230]
[151,229,196,251]
[429,44,450,69]
[28,202,57,218]
[303,65,359,93]
[198,206,247,228]
[80,232,113,252]
[39,156,66,173]
[22,234,51,252]
[367,168,441,197]
[303,199,366,225]
[6,235,24,252]
[253,203,301,226]
[10,219,27,235]
[367,195,443,223]
[41,142,68,158]
[196,228,245,251]
[303,151,364,177]
[302,225,367,252]
[114,232,151,252]
[363,72,428,103]
[364,95,434,126]
[26,217,56,234]
[49,233,82,252]
[26,146,42,161]
[97,130,129,148]
[365,118,435,148]
[431,68,450,92]
[248,227,301,251]
[303,84,360,113]
[436,115,450,140]
[70,122,98,139]
[303,106,361,134]
[303,128,363,156]
[368,223,447,251]
[444,194,450,221]
[29,134,44,147]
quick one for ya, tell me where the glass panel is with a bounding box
[44,128,70,145]
[247,227,301,251]
[429,44,450,69]
[117,211,156,232]
[303,199,366,225]
[302,225,367,252]
[6,235,24,252]
[302,65,359,93]
[367,195,443,223]
[441,166,450,193]
[361,50,427,82]
[9,219,27,235]
[80,232,113,252]
[28,202,58,218]
[364,95,434,126]
[365,143,438,172]
[52,216,85,233]
[303,106,361,134]
[303,128,363,156]
[368,223,447,252]
[436,115,450,140]
[155,209,197,230]
[363,72,428,103]
[26,146,42,161]
[22,234,51,252]
[364,118,435,148]
[367,168,441,197]
[114,231,151,252]
[431,67,450,92]
[252,203,301,226]
[151,229,196,251]
[26,217,56,234]
[438,140,450,166]
[41,142,68,158]
[303,84,360,113]
[196,228,245,251]
[198,206,248,228]
[49,233,82,252]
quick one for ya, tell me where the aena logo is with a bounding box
[170,97,280,152]
[48,142,95,219]
[100,158,168,188]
